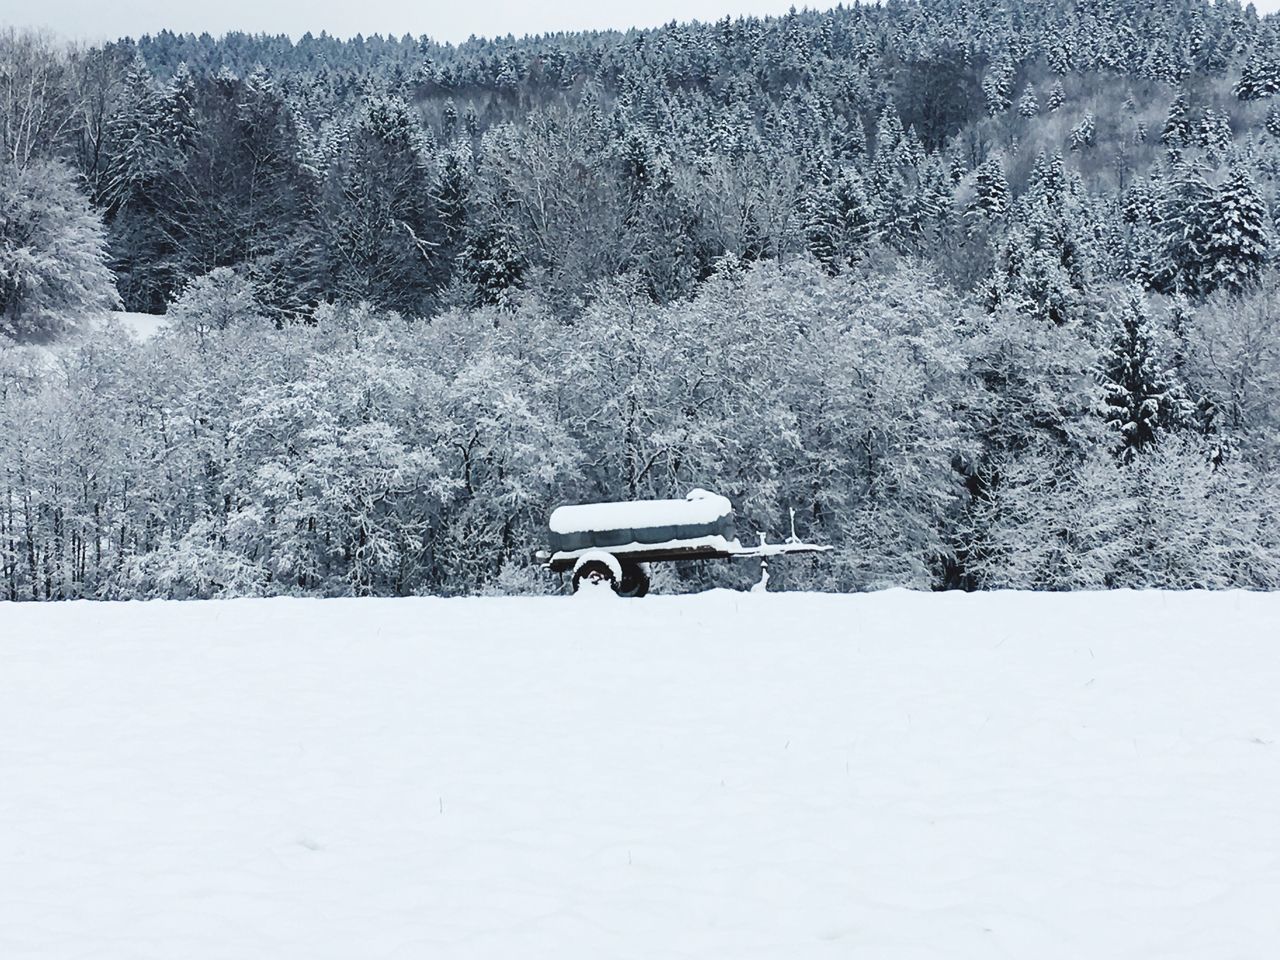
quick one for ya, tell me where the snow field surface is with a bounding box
[2,590,1279,959]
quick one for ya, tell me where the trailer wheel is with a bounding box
[572,557,618,593]
[616,561,650,598]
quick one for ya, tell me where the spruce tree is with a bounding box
[1233,56,1280,101]
[804,163,876,273]
[460,215,527,306]
[803,164,843,272]
[433,148,470,269]
[102,56,180,310]
[1069,113,1096,150]
[982,56,1016,116]
[1160,93,1192,148]
[1197,109,1232,157]
[1154,161,1214,297]
[1101,285,1188,460]
[1265,104,1280,138]
[163,63,198,153]
[1203,169,1270,294]
[1016,84,1040,119]
[968,154,1010,224]
[1046,80,1066,112]
[320,93,444,315]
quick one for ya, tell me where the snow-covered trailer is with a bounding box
[538,489,830,596]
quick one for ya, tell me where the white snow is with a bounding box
[2,590,1280,960]
[549,487,733,534]
[107,311,168,341]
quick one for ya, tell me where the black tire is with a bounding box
[572,558,617,593]
[616,561,650,598]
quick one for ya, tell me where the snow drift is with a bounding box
[2,590,1279,959]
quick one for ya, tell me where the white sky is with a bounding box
[2,0,1277,46]
[2,0,812,44]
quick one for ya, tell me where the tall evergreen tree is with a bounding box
[1046,80,1066,112]
[1161,93,1193,148]
[982,56,1016,116]
[968,154,1010,224]
[1233,55,1280,100]
[1016,84,1040,119]
[1154,161,1215,297]
[1203,169,1270,294]
[320,93,444,315]
[1101,286,1189,459]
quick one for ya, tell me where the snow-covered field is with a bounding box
[107,311,167,340]
[2,590,1279,959]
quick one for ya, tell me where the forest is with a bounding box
[1,0,1279,598]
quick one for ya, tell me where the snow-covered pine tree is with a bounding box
[460,214,527,306]
[1203,168,1270,294]
[1046,80,1066,112]
[320,92,444,315]
[1198,108,1233,158]
[804,163,877,273]
[441,99,458,141]
[1233,56,1280,100]
[100,55,187,310]
[163,62,198,153]
[982,56,1016,116]
[1160,93,1193,148]
[432,148,471,271]
[968,154,1010,224]
[1101,285,1189,459]
[102,56,164,211]
[1154,160,1215,297]
[1017,84,1040,119]
[1267,104,1280,138]
[1069,112,1096,150]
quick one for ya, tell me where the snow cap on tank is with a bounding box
[549,488,733,535]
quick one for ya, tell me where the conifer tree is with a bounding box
[1154,161,1214,297]
[102,56,164,213]
[1069,113,1096,150]
[1233,56,1280,100]
[102,56,181,310]
[804,163,876,272]
[1046,80,1066,112]
[1198,108,1232,156]
[1016,84,1040,119]
[968,154,1010,224]
[1101,285,1189,459]
[1203,169,1270,294]
[460,215,527,306]
[433,148,471,269]
[1160,93,1192,148]
[982,56,1016,116]
[441,99,458,141]
[1267,104,1280,138]
[320,93,444,315]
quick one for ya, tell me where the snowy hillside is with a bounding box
[2,590,1279,959]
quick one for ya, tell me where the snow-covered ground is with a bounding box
[106,311,168,340]
[2,590,1279,959]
